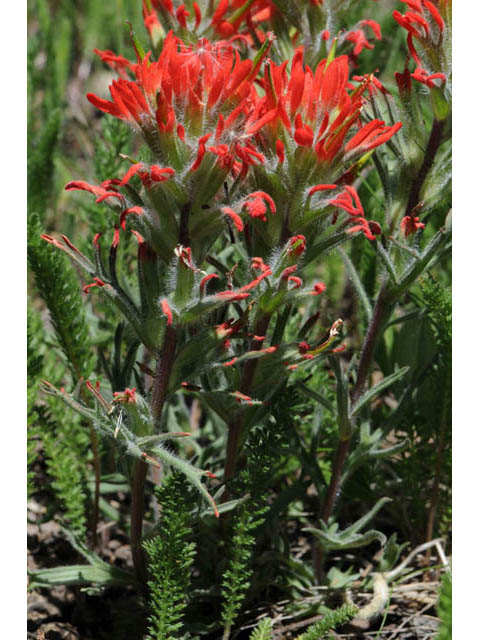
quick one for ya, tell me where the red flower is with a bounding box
[243,191,276,222]
[113,388,137,404]
[161,298,174,325]
[93,49,135,79]
[328,186,381,241]
[65,180,125,205]
[287,235,306,257]
[344,20,382,58]
[255,49,402,170]
[88,33,273,180]
[393,0,450,88]
[311,282,326,296]
[400,215,425,236]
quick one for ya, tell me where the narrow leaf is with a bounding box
[350,366,409,417]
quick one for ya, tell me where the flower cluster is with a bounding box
[68,28,405,264]
[393,0,451,89]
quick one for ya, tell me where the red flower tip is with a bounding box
[243,191,276,222]
[281,265,298,280]
[288,276,303,289]
[83,277,106,294]
[93,233,103,248]
[368,221,382,236]
[223,357,238,367]
[276,139,285,163]
[221,207,244,232]
[252,335,265,342]
[232,391,254,406]
[120,206,144,230]
[200,273,219,293]
[177,124,186,142]
[361,19,382,40]
[113,387,137,404]
[311,282,326,296]
[400,215,425,236]
[215,291,250,301]
[251,257,270,272]
[161,298,173,325]
[329,185,364,216]
[119,163,144,186]
[260,346,277,354]
[65,179,125,204]
[299,341,310,354]
[287,235,306,256]
[309,184,337,197]
[176,4,189,29]
[190,133,212,172]
[112,226,120,249]
[131,229,145,244]
[175,245,197,271]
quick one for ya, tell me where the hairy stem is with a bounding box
[130,326,177,589]
[425,377,450,561]
[352,283,389,404]
[405,119,443,217]
[151,326,177,426]
[131,458,148,589]
[314,118,445,577]
[314,285,390,582]
[223,314,271,483]
[88,424,101,547]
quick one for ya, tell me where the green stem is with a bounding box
[88,424,101,547]
[223,314,271,483]
[425,376,450,561]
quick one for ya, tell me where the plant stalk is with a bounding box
[88,423,101,547]
[130,326,177,589]
[314,117,445,578]
[405,119,444,217]
[223,314,271,483]
[425,376,451,561]
[314,285,390,582]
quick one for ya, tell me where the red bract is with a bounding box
[88,32,272,178]
[255,48,402,169]
[143,0,275,39]
[393,0,450,88]
[65,180,125,205]
[243,191,276,222]
[400,215,425,236]
[329,186,381,241]
[343,20,382,58]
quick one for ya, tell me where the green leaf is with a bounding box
[350,367,409,417]
[341,497,391,538]
[338,247,372,322]
[304,526,387,552]
[28,564,133,589]
[329,355,352,440]
[250,618,273,640]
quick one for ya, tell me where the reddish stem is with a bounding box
[130,326,177,589]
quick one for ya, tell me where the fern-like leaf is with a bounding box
[143,473,196,640]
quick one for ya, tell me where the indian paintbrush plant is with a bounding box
[28,0,451,637]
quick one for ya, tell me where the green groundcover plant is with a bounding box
[28,0,451,637]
